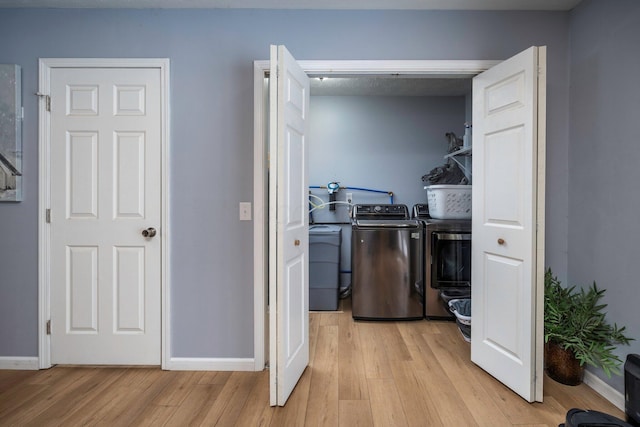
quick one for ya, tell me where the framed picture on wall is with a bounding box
[0,64,22,202]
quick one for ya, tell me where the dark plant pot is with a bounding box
[545,342,585,386]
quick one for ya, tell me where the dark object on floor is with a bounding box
[545,342,585,386]
[559,408,633,427]
[626,354,640,425]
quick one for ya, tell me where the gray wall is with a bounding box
[568,0,640,391]
[0,9,570,360]
[308,95,466,286]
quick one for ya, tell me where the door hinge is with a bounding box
[46,208,51,223]
[35,92,51,112]
[46,320,51,335]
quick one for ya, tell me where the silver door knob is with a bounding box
[142,227,157,238]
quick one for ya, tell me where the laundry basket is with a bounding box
[449,298,471,342]
[425,185,472,219]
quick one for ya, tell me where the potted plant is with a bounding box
[544,269,633,385]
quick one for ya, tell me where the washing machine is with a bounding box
[351,204,424,320]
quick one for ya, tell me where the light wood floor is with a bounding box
[0,299,624,426]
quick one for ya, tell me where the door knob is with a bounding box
[142,227,157,238]
[497,238,505,245]
[294,239,300,246]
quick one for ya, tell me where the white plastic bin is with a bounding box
[425,185,472,219]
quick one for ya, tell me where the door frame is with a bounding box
[252,58,500,370]
[37,58,171,369]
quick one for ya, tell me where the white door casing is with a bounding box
[253,56,545,403]
[38,59,170,368]
[471,46,546,402]
[268,45,310,406]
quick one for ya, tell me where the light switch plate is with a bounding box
[239,202,252,221]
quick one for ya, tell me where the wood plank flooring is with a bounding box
[0,299,625,426]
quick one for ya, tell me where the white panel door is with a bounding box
[269,45,310,406]
[50,68,162,365]
[471,46,546,402]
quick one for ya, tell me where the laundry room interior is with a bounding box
[306,74,473,331]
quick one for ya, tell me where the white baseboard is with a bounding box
[583,369,625,412]
[0,356,258,372]
[0,357,39,370]
[166,357,257,371]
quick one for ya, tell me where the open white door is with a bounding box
[268,45,310,406]
[471,46,546,403]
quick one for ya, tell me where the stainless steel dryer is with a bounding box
[351,204,423,320]
[413,203,471,320]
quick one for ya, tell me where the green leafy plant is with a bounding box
[544,268,633,377]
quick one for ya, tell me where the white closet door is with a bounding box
[50,67,162,365]
[269,45,310,406]
[471,46,546,402]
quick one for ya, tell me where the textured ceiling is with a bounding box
[0,0,582,9]
[310,76,472,96]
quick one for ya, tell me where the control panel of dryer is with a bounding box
[412,203,430,219]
